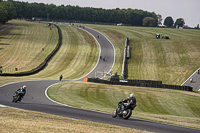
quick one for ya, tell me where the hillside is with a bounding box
[84,24,200,85]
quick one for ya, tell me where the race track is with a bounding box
[77,26,115,80]
[0,24,199,133]
[181,68,200,91]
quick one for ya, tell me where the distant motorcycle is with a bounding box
[112,100,134,119]
[12,91,25,103]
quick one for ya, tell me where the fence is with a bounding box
[86,78,193,92]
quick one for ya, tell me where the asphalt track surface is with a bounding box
[181,68,200,91]
[0,24,200,133]
[77,25,115,80]
[0,22,17,32]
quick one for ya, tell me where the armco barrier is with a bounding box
[86,78,193,92]
[0,24,62,76]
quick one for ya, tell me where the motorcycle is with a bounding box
[112,100,134,119]
[12,91,25,103]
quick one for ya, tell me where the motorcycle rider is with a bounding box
[15,85,26,98]
[12,85,26,102]
[122,93,136,110]
[21,85,26,98]
[112,93,136,119]
[60,75,63,81]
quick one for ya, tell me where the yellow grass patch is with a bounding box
[0,107,146,133]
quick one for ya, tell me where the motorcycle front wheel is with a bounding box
[122,109,132,119]
[12,96,17,102]
[112,110,117,118]
[14,95,21,103]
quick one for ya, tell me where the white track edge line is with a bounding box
[44,82,111,115]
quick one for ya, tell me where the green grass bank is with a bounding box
[48,81,200,129]
[83,24,200,85]
[0,20,99,80]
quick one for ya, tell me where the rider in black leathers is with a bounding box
[122,93,136,110]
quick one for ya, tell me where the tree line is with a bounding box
[0,0,16,24]
[2,0,195,28]
[0,0,161,26]
[164,16,186,28]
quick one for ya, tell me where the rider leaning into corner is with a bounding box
[14,85,26,98]
[122,93,136,110]
[112,93,137,119]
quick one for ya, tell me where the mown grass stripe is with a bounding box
[84,24,200,85]
[48,81,200,129]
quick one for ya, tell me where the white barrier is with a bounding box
[121,38,129,79]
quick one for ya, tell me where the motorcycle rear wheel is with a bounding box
[12,96,17,102]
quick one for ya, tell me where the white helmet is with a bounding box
[130,93,135,98]
[22,85,26,90]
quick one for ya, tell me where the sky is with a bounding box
[15,0,200,27]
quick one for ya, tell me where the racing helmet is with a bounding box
[22,85,26,90]
[130,93,135,98]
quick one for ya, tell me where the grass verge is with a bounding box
[0,20,58,73]
[27,24,99,80]
[0,107,146,133]
[83,24,200,85]
[1,21,200,132]
[48,81,200,129]
[0,21,99,80]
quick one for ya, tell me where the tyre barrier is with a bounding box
[85,78,193,92]
[0,24,62,76]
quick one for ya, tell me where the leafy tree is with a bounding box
[142,17,156,27]
[11,1,159,26]
[197,24,199,29]
[1,1,16,21]
[157,14,162,25]
[174,18,185,28]
[194,24,200,29]
[164,16,174,27]
[0,1,16,23]
[0,5,7,23]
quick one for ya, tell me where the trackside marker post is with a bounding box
[84,78,88,82]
